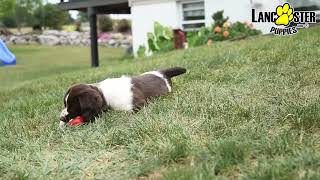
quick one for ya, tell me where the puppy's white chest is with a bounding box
[97,76,133,111]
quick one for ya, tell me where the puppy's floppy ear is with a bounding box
[77,88,103,122]
[78,89,102,110]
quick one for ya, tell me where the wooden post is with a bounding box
[88,7,99,67]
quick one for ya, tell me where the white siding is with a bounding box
[204,0,285,34]
[204,0,251,26]
[131,0,179,56]
[251,0,286,33]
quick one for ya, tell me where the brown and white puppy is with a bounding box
[59,67,186,127]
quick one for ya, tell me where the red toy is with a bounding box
[68,116,85,126]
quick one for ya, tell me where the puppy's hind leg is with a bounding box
[132,87,147,112]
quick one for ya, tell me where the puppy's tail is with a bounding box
[161,67,187,78]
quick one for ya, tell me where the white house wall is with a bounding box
[130,0,179,55]
[130,0,288,55]
[204,0,285,34]
[249,0,286,34]
[204,0,252,26]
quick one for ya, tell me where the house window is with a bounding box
[181,0,205,31]
[287,0,320,10]
[288,0,320,21]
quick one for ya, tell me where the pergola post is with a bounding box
[58,1,131,67]
[88,7,99,67]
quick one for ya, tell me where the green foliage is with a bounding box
[187,10,262,47]
[15,4,35,28]
[77,12,88,22]
[0,0,15,19]
[147,22,174,53]
[137,45,146,58]
[186,26,210,47]
[115,19,131,33]
[229,21,262,37]
[75,21,81,32]
[0,0,43,28]
[212,10,229,28]
[207,32,224,41]
[211,11,262,40]
[18,0,42,11]
[98,15,113,32]
[0,0,16,28]
[33,3,69,30]
[0,1,71,30]
[148,15,261,53]
[65,13,75,25]
[1,16,16,28]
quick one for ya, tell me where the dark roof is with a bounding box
[58,0,130,14]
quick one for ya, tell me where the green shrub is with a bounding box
[145,11,262,54]
[33,3,69,30]
[115,19,131,33]
[1,16,16,28]
[77,12,88,22]
[186,27,210,47]
[187,10,262,47]
[212,10,229,28]
[147,22,174,54]
[98,15,113,32]
[229,21,262,37]
[75,21,81,32]
[137,45,146,57]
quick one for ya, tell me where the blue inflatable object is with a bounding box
[0,39,16,66]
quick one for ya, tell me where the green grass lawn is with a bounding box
[0,45,125,89]
[0,26,320,179]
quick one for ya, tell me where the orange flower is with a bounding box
[207,39,213,46]
[214,26,222,33]
[223,31,230,38]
